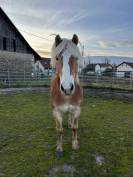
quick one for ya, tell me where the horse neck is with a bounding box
[75,73,80,84]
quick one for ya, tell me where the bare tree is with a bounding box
[103,57,110,64]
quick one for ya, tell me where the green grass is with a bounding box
[0,93,132,177]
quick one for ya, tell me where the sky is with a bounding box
[0,0,133,58]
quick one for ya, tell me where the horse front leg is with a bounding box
[68,112,72,128]
[71,107,80,150]
[53,109,63,157]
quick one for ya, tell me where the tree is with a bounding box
[103,57,110,64]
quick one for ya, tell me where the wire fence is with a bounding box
[79,74,133,90]
[0,71,133,90]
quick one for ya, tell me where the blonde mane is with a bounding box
[51,39,83,67]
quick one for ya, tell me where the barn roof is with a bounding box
[98,63,112,67]
[0,7,41,61]
[117,62,133,68]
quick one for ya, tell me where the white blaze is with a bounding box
[60,51,74,90]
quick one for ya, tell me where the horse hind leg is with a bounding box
[53,109,63,157]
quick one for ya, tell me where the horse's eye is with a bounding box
[56,57,58,61]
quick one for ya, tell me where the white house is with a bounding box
[95,63,112,74]
[116,62,133,77]
[34,58,52,75]
[35,60,45,73]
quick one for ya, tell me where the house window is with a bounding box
[0,36,2,49]
[13,39,16,52]
[3,37,7,50]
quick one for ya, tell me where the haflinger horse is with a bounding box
[50,34,83,157]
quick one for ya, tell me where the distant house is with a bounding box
[35,58,52,75]
[0,7,41,73]
[82,63,112,75]
[116,62,133,77]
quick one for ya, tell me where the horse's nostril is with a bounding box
[70,84,74,91]
[61,83,74,95]
[61,84,65,92]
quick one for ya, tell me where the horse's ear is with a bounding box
[55,35,62,47]
[72,34,78,45]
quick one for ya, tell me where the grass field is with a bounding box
[0,93,132,177]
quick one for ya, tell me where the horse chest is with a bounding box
[57,104,78,113]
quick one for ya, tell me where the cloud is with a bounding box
[98,41,108,48]
[3,2,90,29]
[57,10,90,26]
[36,49,51,57]
[98,40,133,49]
[119,40,133,47]
[2,0,133,58]
[35,9,90,29]
[85,49,133,58]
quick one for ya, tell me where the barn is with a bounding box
[0,7,41,73]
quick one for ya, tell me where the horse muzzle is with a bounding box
[60,83,75,95]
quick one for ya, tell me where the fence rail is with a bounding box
[0,71,133,90]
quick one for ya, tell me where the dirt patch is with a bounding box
[0,87,49,94]
[0,87,133,101]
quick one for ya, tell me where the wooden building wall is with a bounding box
[0,51,34,72]
[0,11,32,54]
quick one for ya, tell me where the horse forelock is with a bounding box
[51,39,82,67]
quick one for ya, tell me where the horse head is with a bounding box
[51,34,82,96]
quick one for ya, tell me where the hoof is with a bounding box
[72,145,79,150]
[56,150,63,157]
[72,142,79,150]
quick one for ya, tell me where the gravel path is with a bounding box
[0,87,133,101]
[0,87,49,94]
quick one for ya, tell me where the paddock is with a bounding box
[0,92,132,177]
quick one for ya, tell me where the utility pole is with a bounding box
[78,42,85,75]
[79,41,84,57]
[82,45,84,57]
